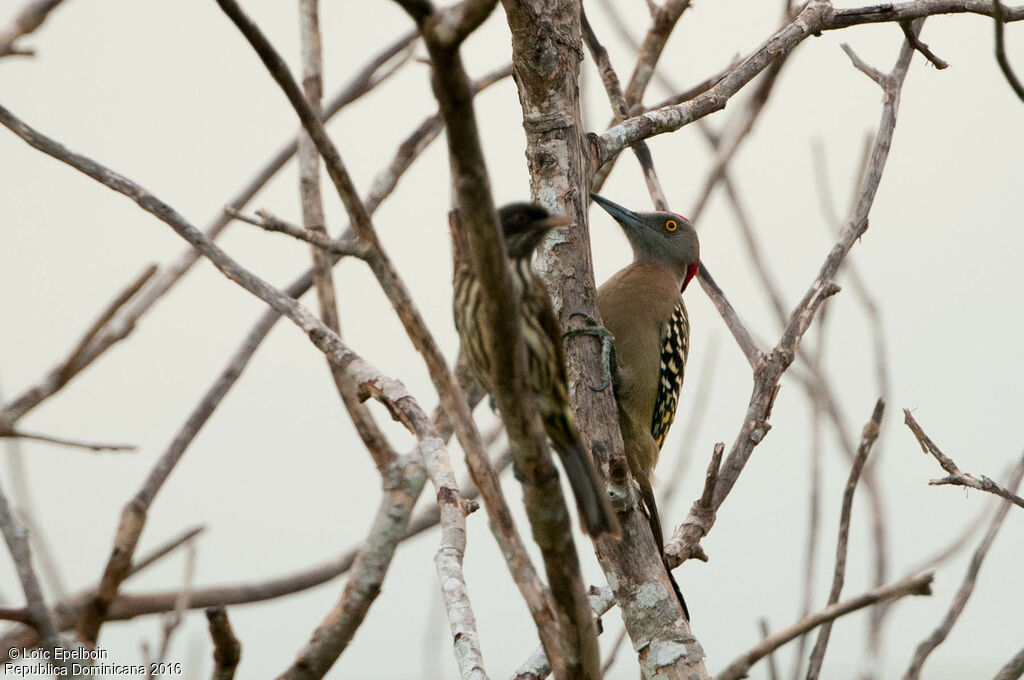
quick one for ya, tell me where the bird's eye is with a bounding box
[665,219,678,232]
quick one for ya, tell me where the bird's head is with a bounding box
[590,193,700,291]
[498,202,571,260]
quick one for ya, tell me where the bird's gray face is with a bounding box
[590,193,700,290]
[498,202,571,260]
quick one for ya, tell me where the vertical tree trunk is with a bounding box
[502,1,709,677]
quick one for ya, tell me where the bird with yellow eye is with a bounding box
[569,193,700,618]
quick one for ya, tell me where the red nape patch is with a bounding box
[683,262,699,291]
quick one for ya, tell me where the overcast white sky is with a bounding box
[1,1,1023,679]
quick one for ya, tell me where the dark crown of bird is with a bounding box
[498,201,569,259]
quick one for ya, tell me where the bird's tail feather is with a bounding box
[638,477,690,620]
[545,413,622,539]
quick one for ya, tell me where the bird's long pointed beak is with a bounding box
[590,193,643,232]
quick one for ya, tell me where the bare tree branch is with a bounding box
[205,607,241,680]
[622,0,693,109]
[148,543,196,676]
[715,573,934,680]
[581,8,667,209]
[760,618,781,680]
[128,526,206,579]
[805,399,885,680]
[689,53,791,225]
[902,452,1024,680]
[0,429,135,453]
[422,426,489,680]
[992,644,1024,680]
[904,410,1024,510]
[666,29,918,567]
[899,20,950,68]
[296,0,399,475]
[301,0,395,472]
[277,451,426,679]
[994,0,1024,100]
[509,587,618,680]
[225,208,369,259]
[0,0,68,57]
[593,0,1024,164]
[790,321,826,680]
[0,474,67,664]
[696,262,764,371]
[0,387,66,601]
[0,264,156,430]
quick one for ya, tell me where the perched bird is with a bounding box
[452,202,621,539]
[586,193,700,615]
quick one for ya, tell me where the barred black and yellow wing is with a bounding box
[650,298,689,448]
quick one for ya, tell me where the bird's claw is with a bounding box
[564,313,617,393]
[568,311,599,326]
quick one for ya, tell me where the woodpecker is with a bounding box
[585,193,700,616]
[452,202,621,539]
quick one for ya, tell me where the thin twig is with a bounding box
[807,135,893,680]
[0,0,68,57]
[904,410,1024,510]
[0,476,67,664]
[689,53,791,225]
[0,383,66,601]
[899,20,949,67]
[581,8,668,209]
[205,607,241,680]
[760,618,781,680]
[0,429,135,453]
[225,208,369,259]
[805,399,885,680]
[622,0,693,109]
[128,525,206,579]
[697,263,764,370]
[790,319,827,680]
[992,644,1024,680]
[715,573,934,680]
[0,264,156,430]
[510,587,618,680]
[277,449,427,680]
[296,0,398,474]
[148,543,196,677]
[902,452,1024,679]
[994,0,1024,101]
